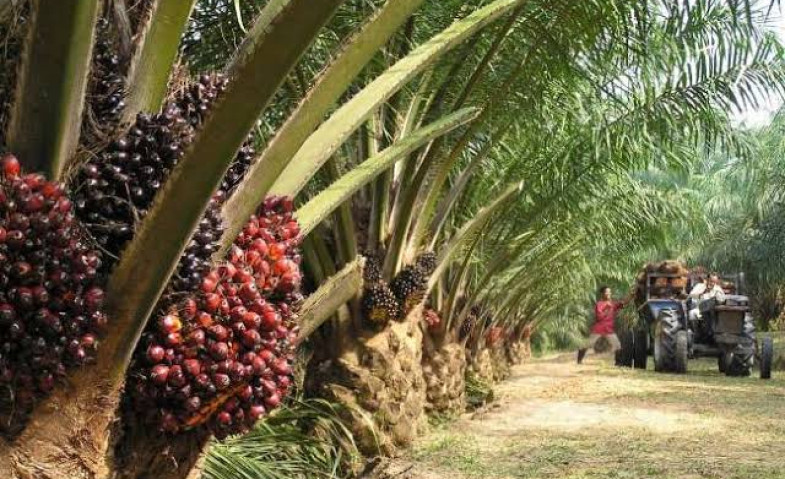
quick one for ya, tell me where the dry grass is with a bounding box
[406,352,785,479]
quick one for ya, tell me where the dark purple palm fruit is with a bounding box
[0,154,108,437]
[126,197,301,438]
[415,251,437,276]
[390,264,428,317]
[171,74,256,195]
[362,254,383,283]
[220,142,255,195]
[71,73,255,289]
[361,283,400,328]
[81,17,126,145]
[459,315,475,342]
[72,101,191,259]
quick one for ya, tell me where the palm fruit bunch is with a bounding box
[70,73,255,291]
[423,308,441,332]
[415,252,437,276]
[485,326,503,348]
[127,196,302,438]
[634,260,689,305]
[390,267,427,316]
[362,254,382,283]
[459,305,480,341]
[360,255,399,329]
[0,155,108,435]
[361,283,399,329]
[168,73,256,195]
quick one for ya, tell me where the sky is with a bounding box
[734,9,785,127]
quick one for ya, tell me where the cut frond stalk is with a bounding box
[123,0,198,120]
[296,258,364,344]
[7,0,100,179]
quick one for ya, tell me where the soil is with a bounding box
[368,351,785,478]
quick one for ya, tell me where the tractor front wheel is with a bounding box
[725,348,753,377]
[675,331,688,374]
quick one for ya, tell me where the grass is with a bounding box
[406,353,785,479]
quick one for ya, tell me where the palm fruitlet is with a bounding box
[0,154,108,436]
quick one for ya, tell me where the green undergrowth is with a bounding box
[465,372,495,410]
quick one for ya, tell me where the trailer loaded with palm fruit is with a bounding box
[616,261,773,379]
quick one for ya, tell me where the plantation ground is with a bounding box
[381,352,785,479]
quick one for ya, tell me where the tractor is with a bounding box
[616,269,773,379]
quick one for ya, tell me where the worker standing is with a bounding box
[577,286,632,364]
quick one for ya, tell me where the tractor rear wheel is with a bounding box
[654,309,683,373]
[615,330,634,367]
[633,327,648,369]
[760,336,773,380]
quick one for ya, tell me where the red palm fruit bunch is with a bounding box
[486,326,503,348]
[423,308,441,332]
[127,196,302,438]
[0,154,108,434]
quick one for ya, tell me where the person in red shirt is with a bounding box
[577,285,632,364]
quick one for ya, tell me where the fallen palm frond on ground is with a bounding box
[204,398,364,479]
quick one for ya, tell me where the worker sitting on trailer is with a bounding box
[688,273,726,320]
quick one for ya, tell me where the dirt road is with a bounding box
[384,353,785,479]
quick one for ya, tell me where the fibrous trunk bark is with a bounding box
[422,338,466,415]
[0,367,119,479]
[305,306,427,455]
